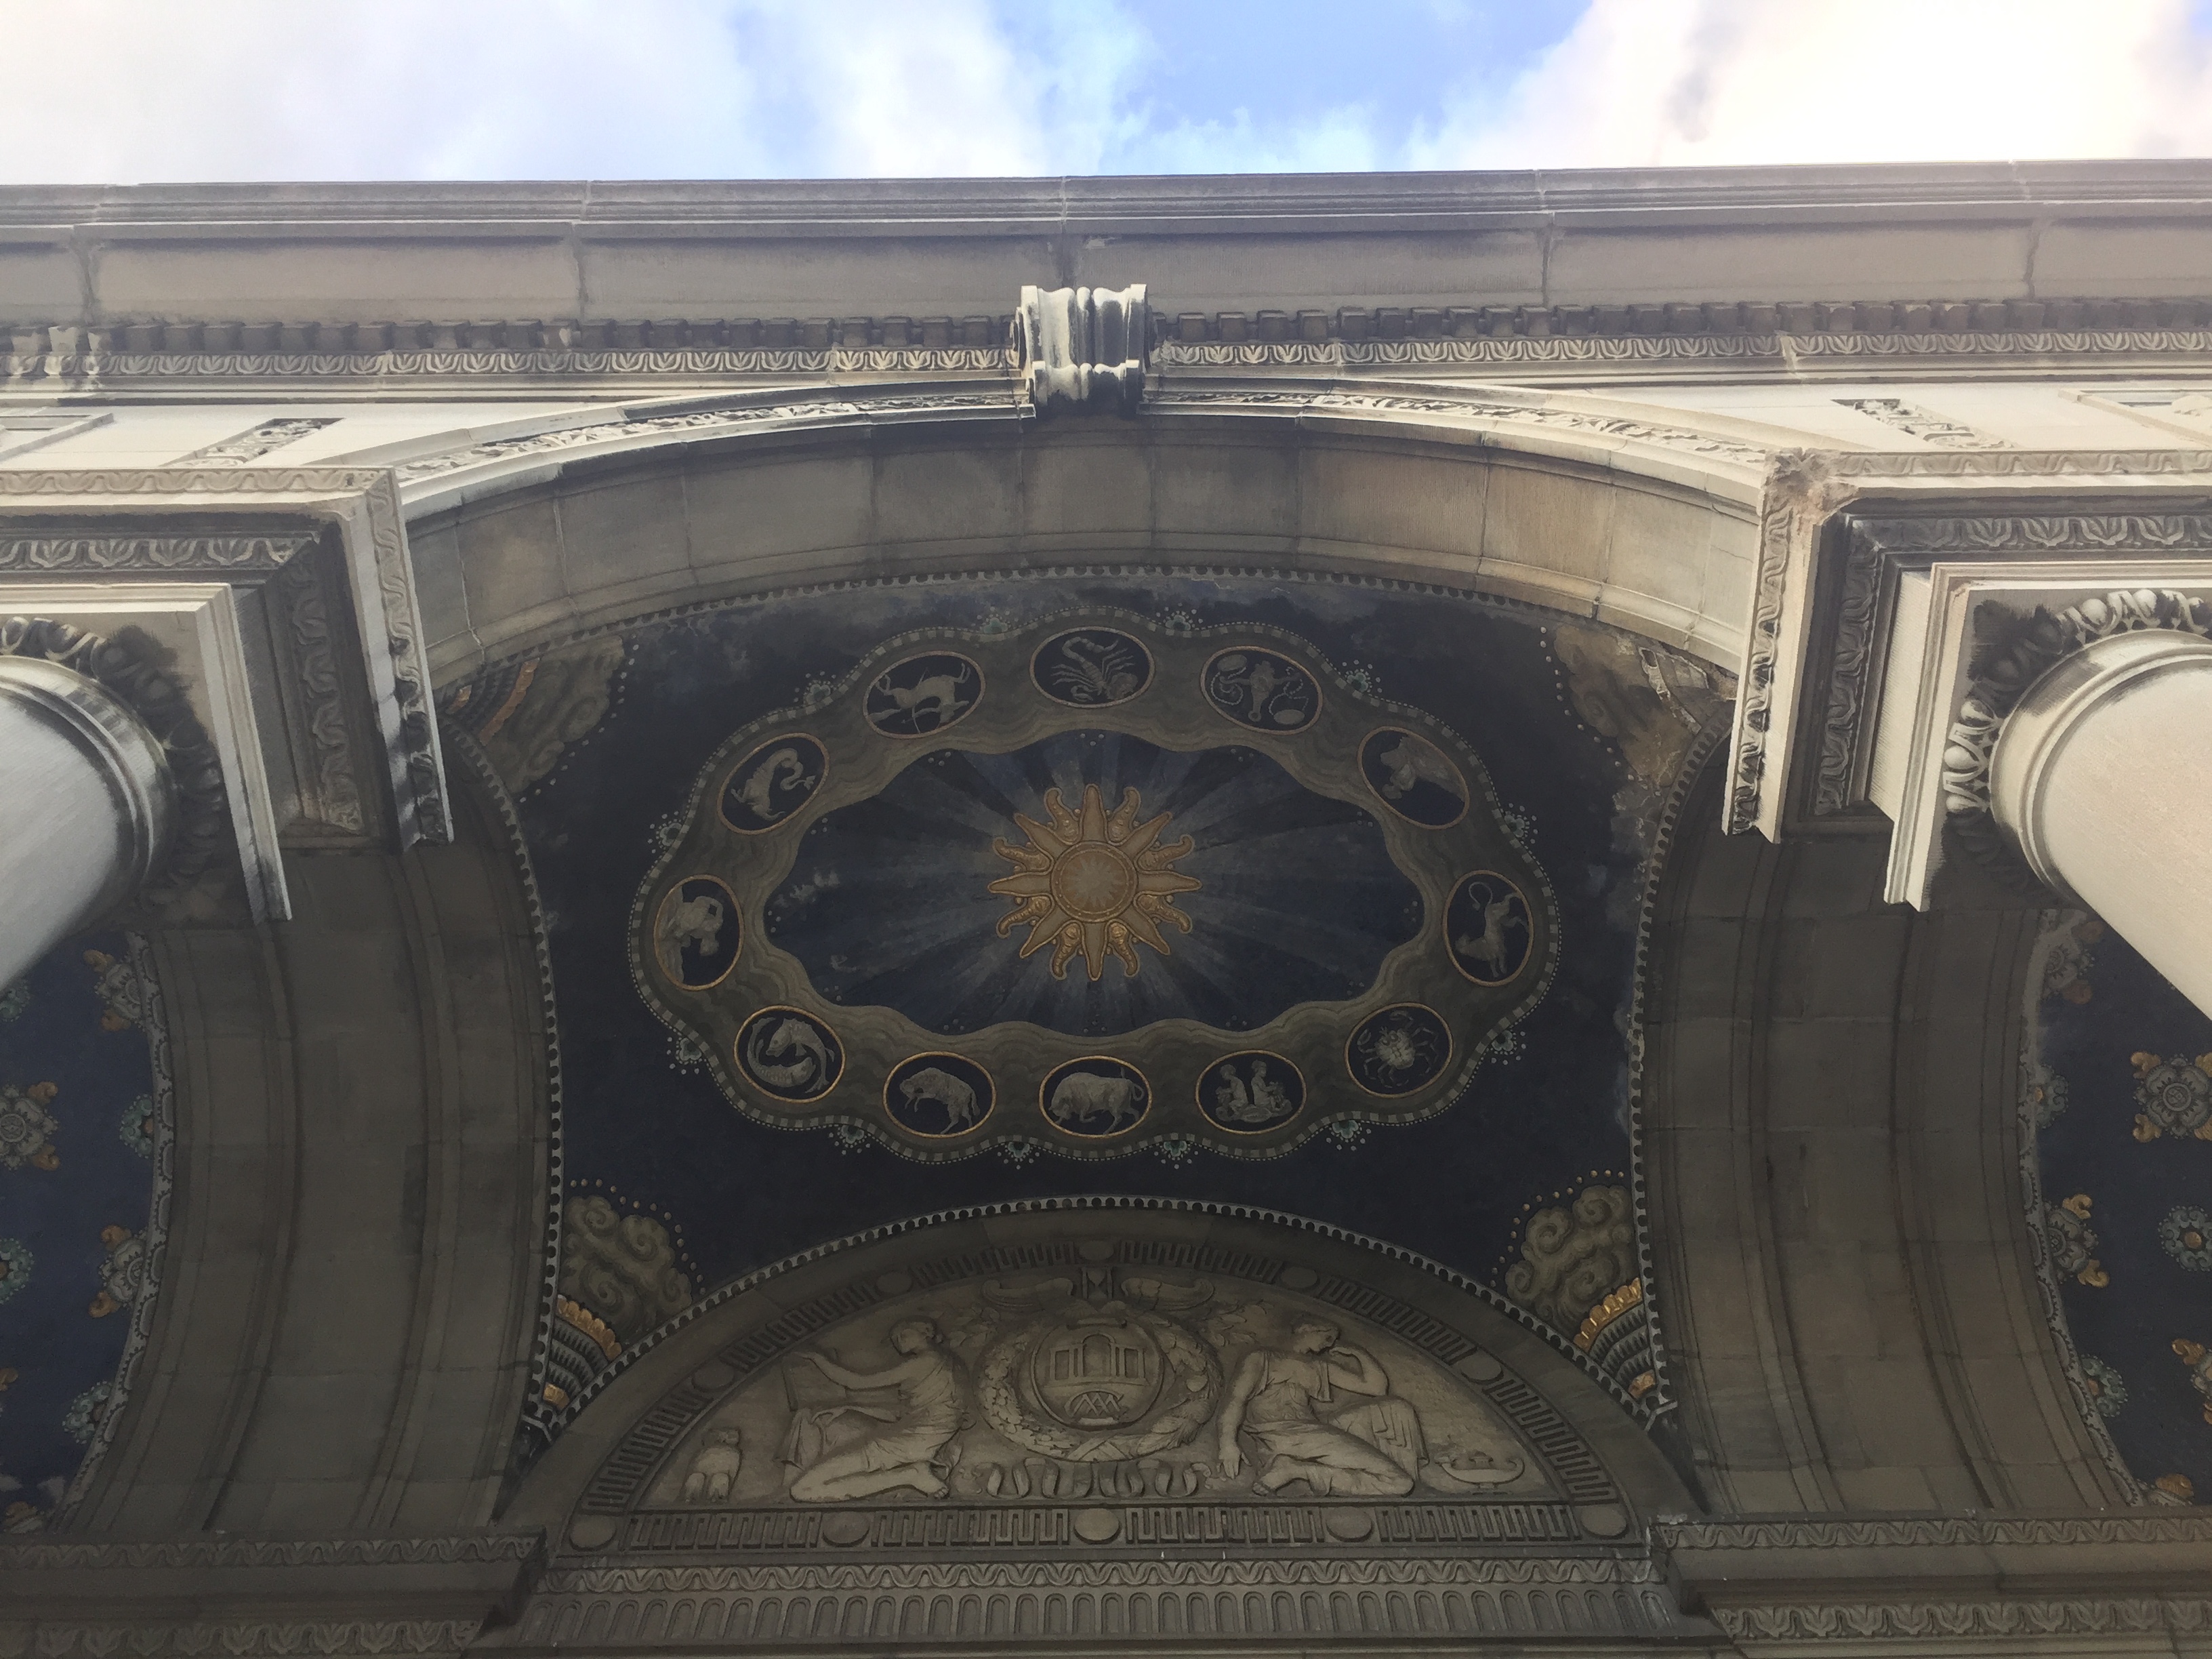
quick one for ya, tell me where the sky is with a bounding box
[2,0,2211,181]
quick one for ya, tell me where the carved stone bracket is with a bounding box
[1016,284,1149,417]
[1770,493,2212,905]
[0,468,452,923]
[1721,451,2212,846]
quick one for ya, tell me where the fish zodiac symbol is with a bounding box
[736,1008,844,1102]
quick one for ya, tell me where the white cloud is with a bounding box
[1416,0,2212,167]
[0,0,1149,182]
[0,0,2205,182]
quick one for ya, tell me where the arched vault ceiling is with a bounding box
[435,570,1733,1451]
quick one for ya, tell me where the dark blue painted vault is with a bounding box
[0,930,166,1531]
[449,575,1692,1442]
[2032,914,2212,1502]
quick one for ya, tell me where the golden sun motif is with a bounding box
[988,783,1202,981]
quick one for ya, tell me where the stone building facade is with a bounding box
[1,165,2210,1654]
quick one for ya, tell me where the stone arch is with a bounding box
[1639,757,2121,1513]
[401,391,1765,691]
[79,747,553,1534]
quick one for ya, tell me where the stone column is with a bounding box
[0,647,173,990]
[1989,629,2212,1015]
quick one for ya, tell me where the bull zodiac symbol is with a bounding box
[1043,1061,1149,1136]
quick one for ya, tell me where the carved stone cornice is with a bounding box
[515,1553,1698,1646]
[1655,1513,2212,1549]
[1722,450,2212,841]
[1814,514,2212,822]
[0,532,315,573]
[25,1618,487,1658]
[1662,1511,2212,1647]
[0,1532,544,1570]
[0,468,449,855]
[0,1532,545,1659]
[1710,1597,2212,1642]
[10,295,2212,397]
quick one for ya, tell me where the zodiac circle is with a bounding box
[1443,872,1534,985]
[865,653,983,737]
[1200,1052,1305,1132]
[886,1052,996,1137]
[1031,628,1153,708]
[734,1006,845,1103]
[653,876,742,989]
[1359,726,1469,828]
[1202,647,1321,732]
[1040,1056,1151,1138]
[719,734,827,833]
[1345,1004,1454,1097]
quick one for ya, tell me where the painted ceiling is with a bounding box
[0,928,169,1532]
[440,575,1729,1452]
[2029,912,2212,1504]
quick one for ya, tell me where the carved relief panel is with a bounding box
[527,1225,1683,1648]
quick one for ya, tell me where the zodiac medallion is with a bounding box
[1346,1004,1454,1097]
[865,652,982,737]
[1359,727,1468,828]
[653,876,741,989]
[988,783,1200,981]
[1040,1056,1151,1138]
[1199,1051,1305,1133]
[885,1052,995,1137]
[734,1006,844,1102]
[719,734,827,833]
[1031,628,1153,708]
[1443,872,1534,985]
[1202,647,1321,733]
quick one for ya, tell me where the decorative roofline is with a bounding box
[3,159,2210,231]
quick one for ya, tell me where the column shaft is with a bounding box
[0,657,173,989]
[1990,630,2212,1017]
